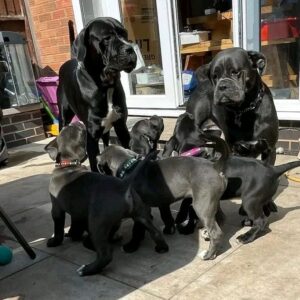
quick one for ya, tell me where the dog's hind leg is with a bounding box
[237,200,268,244]
[47,200,66,247]
[193,195,223,260]
[66,218,86,241]
[158,204,175,234]
[123,221,146,253]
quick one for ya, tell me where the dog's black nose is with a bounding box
[125,46,134,55]
[218,83,227,91]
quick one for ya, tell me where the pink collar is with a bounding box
[180,147,202,157]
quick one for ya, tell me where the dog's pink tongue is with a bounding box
[181,147,202,157]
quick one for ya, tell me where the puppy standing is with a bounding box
[99,144,228,260]
[130,115,164,155]
[57,17,137,172]
[45,123,168,276]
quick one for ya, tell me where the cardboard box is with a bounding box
[179,31,210,45]
[121,0,161,66]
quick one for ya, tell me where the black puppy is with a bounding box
[57,17,137,172]
[187,47,278,165]
[129,115,164,155]
[166,130,300,244]
[99,143,228,260]
[45,122,168,276]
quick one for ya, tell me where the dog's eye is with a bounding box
[231,70,240,76]
[103,36,111,42]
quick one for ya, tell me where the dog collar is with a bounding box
[232,85,265,126]
[116,158,139,179]
[55,160,81,168]
[180,147,203,157]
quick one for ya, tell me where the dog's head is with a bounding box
[197,47,266,107]
[130,116,164,155]
[97,145,139,176]
[44,122,87,163]
[73,17,137,82]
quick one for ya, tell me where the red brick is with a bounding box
[52,9,66,20]
[38,13,52,22]
[47,20,62,30]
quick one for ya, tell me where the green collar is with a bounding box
[116,158,139,179]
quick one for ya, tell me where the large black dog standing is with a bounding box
[45,123,168,276]
[187,47,279,165]
[57,17,137,172]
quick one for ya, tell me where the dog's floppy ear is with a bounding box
[44,138,59,161]
[73,25,90,63]
[162,136,178,158]
[195,63,211,83]
[247,51,267,75]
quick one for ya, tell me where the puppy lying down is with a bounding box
[45,122,167,276]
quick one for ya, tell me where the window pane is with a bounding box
[120,0,165,95]
[260,0,300,99]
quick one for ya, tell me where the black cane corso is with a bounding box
[45,122,167,276]
[186,47,279,165]
[164,122,300,243]
[129,115,164,155]
[98,143,228,260]
[57,17,137,172]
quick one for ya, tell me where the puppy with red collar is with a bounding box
[45,122,167,276]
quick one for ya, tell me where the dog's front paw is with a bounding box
[163,225,176,235]
[199,250,217,260]
[47,237,63,247]
[122,240,140,253]
[237,230,254,244]
[155,243,169,253]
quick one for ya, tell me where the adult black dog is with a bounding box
[129,115,164,155]
[98,143,228,260]
[45,122,167,276]
[57,17,137,172]
[186,47,279,165]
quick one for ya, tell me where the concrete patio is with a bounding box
[0,130,300,300]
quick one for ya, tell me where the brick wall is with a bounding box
[28,0,76,74]
[2,110,46,148]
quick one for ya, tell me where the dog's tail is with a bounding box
[273,160,300,178]
[199,131,229,172]
[68,20,76,58]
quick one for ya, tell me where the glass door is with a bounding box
[242,0,300,120]
[100,0,182,110]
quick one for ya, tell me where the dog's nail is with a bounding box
[77,265,85,276]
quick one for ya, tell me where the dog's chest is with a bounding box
[101,88,121,133]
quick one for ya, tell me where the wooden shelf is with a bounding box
[261,4,293,15]
[0,15,24,21]
[262,74,297,87]
[261,37,297,46]
[187,11,232,25]
[180,39,233,54]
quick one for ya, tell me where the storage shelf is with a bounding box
[180,39,233,54]
[261,4,293,15]
[262,74,297,87]
[0,15,24,21]
[187,11,232,25]
[261,37,297,46]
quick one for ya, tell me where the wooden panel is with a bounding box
[5,0,16,15]
[0,0,8,15]
[13,0,22,15]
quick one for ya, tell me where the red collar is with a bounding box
[55,160,81,168]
